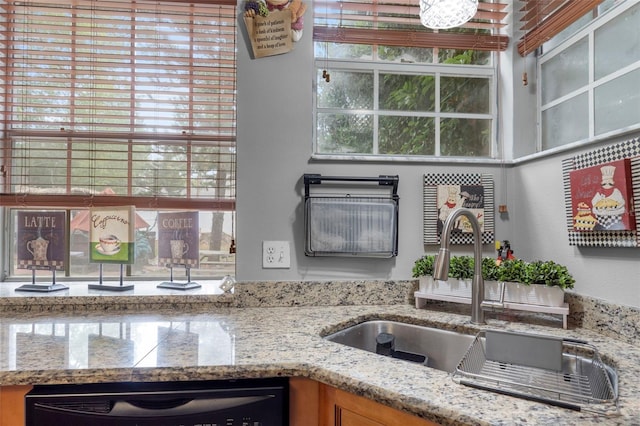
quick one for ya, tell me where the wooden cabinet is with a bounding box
[290,377,320,426]
[319,384,440,426]
[0,385,31,426]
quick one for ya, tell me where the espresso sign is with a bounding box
[244,10,292,59]
[17,211,66,270]
[158,211,199,268]
[88,206,135,264]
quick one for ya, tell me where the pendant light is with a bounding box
[420,0,479,29]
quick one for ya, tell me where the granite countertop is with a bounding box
[0,282,638,426]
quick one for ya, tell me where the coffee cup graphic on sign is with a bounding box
[170,239,189,259]
[98,234,121,255]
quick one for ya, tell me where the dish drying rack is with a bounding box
[452,330,619,415]
[303,174,399,257]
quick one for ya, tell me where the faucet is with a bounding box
[433,208,487,324]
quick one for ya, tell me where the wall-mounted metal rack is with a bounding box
[303,174,399,258]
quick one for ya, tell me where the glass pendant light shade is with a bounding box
[419,0,479,29]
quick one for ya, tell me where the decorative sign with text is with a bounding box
[17,211,66,270]
[158,211,199,268]
[88,206,136,264]
[423,173,495,246]
[436,184,485,235]
[569,158,635,231]
[244,10,292,59]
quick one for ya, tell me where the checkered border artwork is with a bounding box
[17,260,64,271]
[423,173,494,245]
[159,258,199,268]
[562,137,640,247]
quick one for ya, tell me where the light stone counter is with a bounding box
[0,280,638,425]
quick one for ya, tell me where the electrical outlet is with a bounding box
[262,241,291,269]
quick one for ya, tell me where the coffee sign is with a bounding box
[88,206,136,264]
[158,211,199,267]
[17,211,66,270]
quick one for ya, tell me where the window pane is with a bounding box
[541,37,588,105]
[440,77,490,113]
[595,68,640,135]
[440,118,491,157]
[379,74,435,112]
[594,2,640,80]
[71,142,131,193]
[317,70,373,109]
[10,139,68,191]
[378,46,433,64]
[130,145,188,197]
[439,49,491,66]
[191,146,236,199]
[317,113,373,154]
[379,116,435,155]
[314,42,373,60]
[541,93,589,150]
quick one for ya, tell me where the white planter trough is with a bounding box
[415,277,569,329]
[503,282,566,307]
[418,276,502,301]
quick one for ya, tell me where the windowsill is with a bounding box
[310,153,506,165]
[0,279,233,312]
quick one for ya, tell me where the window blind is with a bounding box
[1,0,236,210]
[313,0,510,51]
[517,0,604,56]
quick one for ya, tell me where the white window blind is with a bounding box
[1,0,236,210]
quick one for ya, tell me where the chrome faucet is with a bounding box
[433,208,486,324]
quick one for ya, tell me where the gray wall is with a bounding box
[236,10,640,308]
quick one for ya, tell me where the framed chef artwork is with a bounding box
[423,173,494,245]
[563,138,640,247]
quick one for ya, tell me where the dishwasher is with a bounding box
[25,377,288,426]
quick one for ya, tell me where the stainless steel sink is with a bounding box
[325,321,619,413]
[323,320,474,372]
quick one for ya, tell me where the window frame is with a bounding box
[537,0,640,154]
[312,52,498,161]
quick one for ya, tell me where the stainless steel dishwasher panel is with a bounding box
[26,378,288,426]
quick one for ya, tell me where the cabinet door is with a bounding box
[320,384,440,426]
[0,385,32,426]
[336,406,385,426]
[290,377,320,426]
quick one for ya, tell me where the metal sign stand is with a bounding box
[88,264,134,291]
[157,264,201,290]
[15,267,68,293]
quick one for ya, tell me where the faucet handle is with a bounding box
[433,248,450,280]
[481,281,505,309]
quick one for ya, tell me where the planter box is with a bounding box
[415,277,569,329]
[419,276,502,301]
[503,282,565,307]
[419,277,565,307]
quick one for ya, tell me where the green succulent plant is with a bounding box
[449,255,474,280]
[522,260,575,290]
[496,258,527,283]
[412,254,435,278]
[481,257,500,281]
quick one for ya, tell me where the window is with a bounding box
[539,1,640,151]
[312,0,508,159]
[1,0,237,279]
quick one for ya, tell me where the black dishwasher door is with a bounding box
[26,378,288,426]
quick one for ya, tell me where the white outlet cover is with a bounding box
[262,241,291,269]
